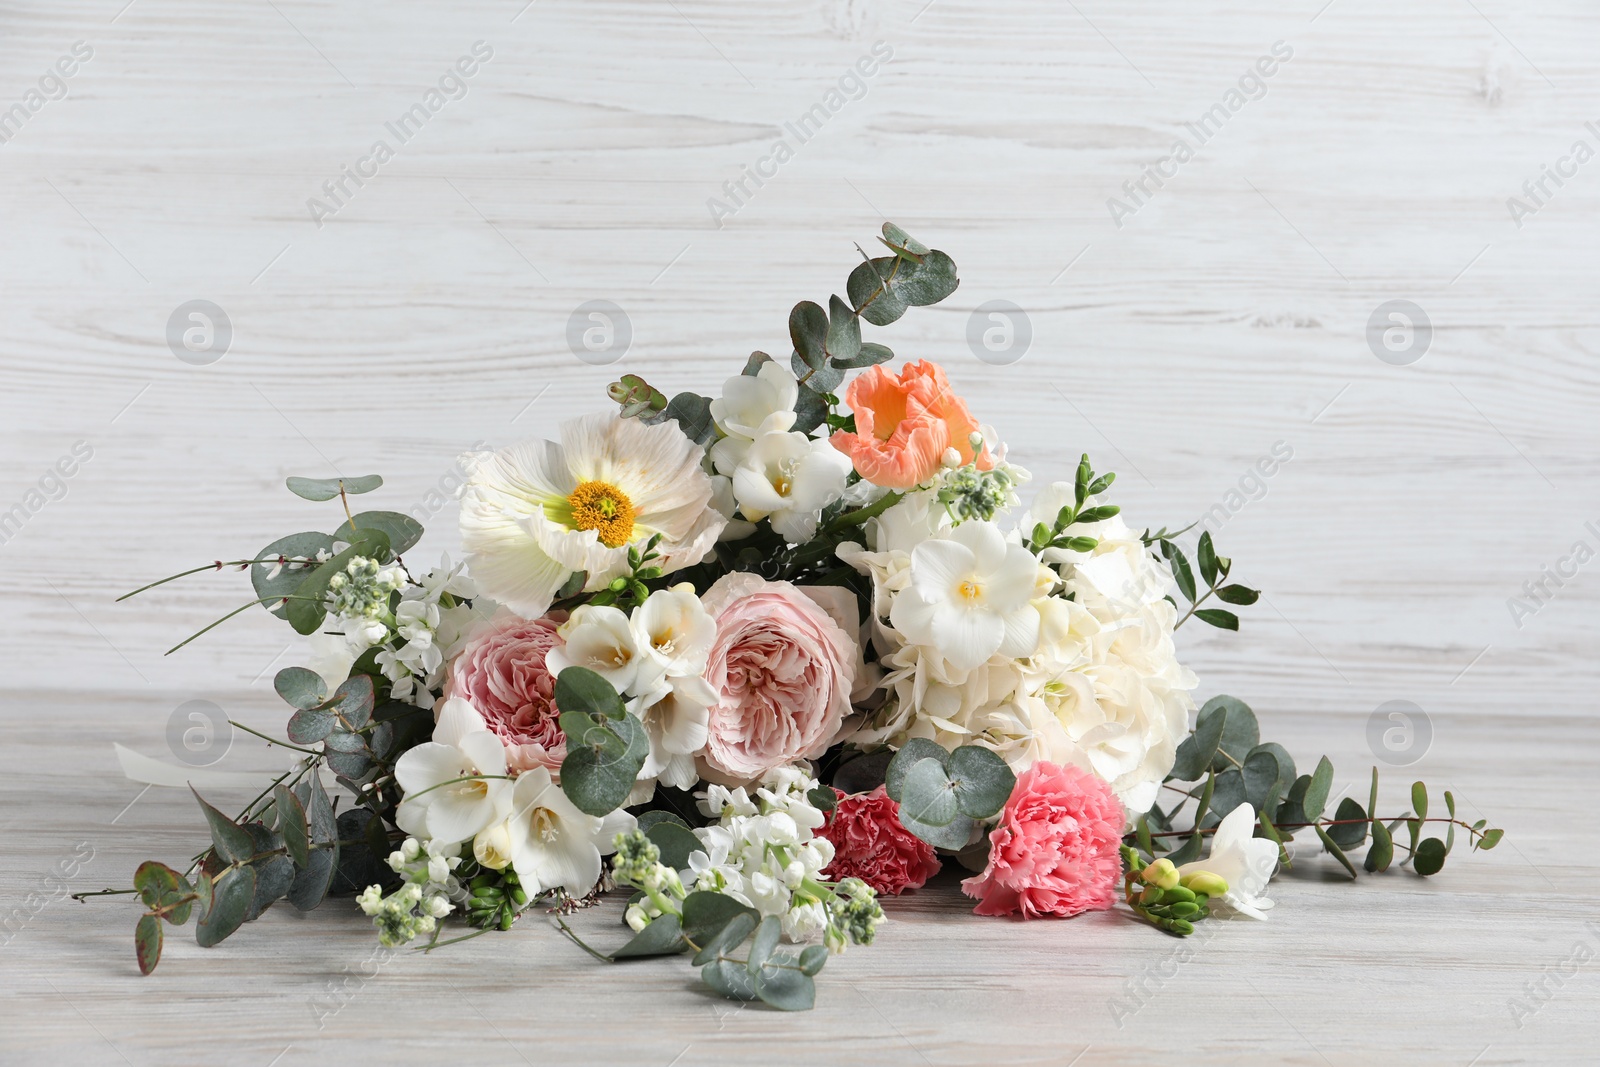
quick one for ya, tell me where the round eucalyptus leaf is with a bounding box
[251,532,337,620]
[753,951,815,1011]
[286,474,384,501]
[885,738,949,802]
[554,667,626,719]
[947,745,1016,819]
[273,666,327,710]
[899,757,958,827]
[334,511,424,556]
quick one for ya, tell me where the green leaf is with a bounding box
[286,844,337,911]
[701,958,759,1001]
[1411,781,1428,822]
[899,757,959,827]
[1302,756,1334,822]
[789,300,830,375]
[1213,584,1260,606]
[807,785,839,813]
[1315,824,1359,879]
[1206,769,1247,824]
[899,810,975,850]
[1165,831,1203,866]
[885,738,949,802]
[1242,744,1294,814]
[1169,709,1225,781]
[847,256,907,326]
[251,532,338,620]
[1477,827,1504,850]
[689,913,758,967]
[746,915,782,975]
[286,474,383,501]
[192,787,255,864]
[1414,837,1447,876]
[792,384,830,435]
[825,294,862,364]
[636,810,690,832]
[284,529,392,635]
[195,866,255,948]
[248,853,296,919]
[644,821,701,870]
[133,861,182,911]
[135,914,163,975]
[799,944,828,976]
[275,786,310,868]
[880,221,929,257]
[946,745,1016,820]
[662,392,717,449]
[833,341,894,369]
[287,707,336,745]
[334,511,424,556]
[611,914,687,959]
[1276,774,1311,825]
[1192,771,1216,827]
[791,350,844,394]
[1202,696,1259,773]
[558,714,643,817]
[1364,819,1395,873]
[1197,532,1219,587]
[321,673,376,730]
[682,891,760,954]
[1368,766,1380,822]
[892,250,959,306]
[753,951,816,1011]
[274,666,327,710]
[1193,608,1240,630]
[1161,540,1196,603]
[1327,797,1369,849]
[554,666,627,720]
[1444,791,1457,855]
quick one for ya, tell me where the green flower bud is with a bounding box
[1168,901,1201,918]
[1180,870,1229,897]
[1165,918,1195,936]
[1161,885,1196,905]
[1143,858,1180,890]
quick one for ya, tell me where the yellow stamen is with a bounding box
[528,807,560,844]
[958,579,982,602]
[567,480,636,548]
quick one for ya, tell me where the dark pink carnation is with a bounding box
[441,611,566,774]
[819,785,941,895]
[961,761,1125,919]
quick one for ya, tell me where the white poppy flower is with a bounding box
[394,699,512,846]
[1178,803,1279,920]
[729,430,852,543]
[889,520,1043,671]
[505,766,635,896]
[458,412,725,619]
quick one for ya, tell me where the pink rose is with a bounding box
[819,786,941,895]
[961,761,1125,919]
[441,610,567,774]
[698,572,856,782]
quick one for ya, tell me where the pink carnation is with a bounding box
[961,761,1125,919]
[441,611,567,774]
[698,572,856,782]
[819,785,941,895]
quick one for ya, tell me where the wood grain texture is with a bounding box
[1,0,1597,1061]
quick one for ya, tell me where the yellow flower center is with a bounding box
[958,579,983,602]
[567,480,636,548]
[528,806,560,844]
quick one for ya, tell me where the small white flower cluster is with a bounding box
[326,556,407,646]
[687,765,838,941]
[706,360,852,544]
[356,837,459,947]
[374,556,480,708]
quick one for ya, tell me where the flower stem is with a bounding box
[824,490,904,534]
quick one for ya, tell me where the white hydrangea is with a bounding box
[840,483,1197,815]
[686,765,837,940]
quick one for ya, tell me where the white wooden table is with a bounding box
[2,0,1597,1062]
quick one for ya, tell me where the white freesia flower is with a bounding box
[503,766,635,896]
[729,430,852,543]
[889,520,1044,671]
[637,674,715,789]
[632,584,716,679]
[394,699,512,846]
[1178,803,1278,920]
[547,603,656,696]
[459,412,725,619]
[708,360,799,473]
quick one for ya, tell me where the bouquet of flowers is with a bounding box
[98,224,1503,1011]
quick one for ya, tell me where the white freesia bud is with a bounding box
[401,838,421,862]
[474,822,514,870]
[625,903,651,932]
[423,893,453,919]
[942,447,961,468]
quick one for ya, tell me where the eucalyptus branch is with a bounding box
[228,719,321,756]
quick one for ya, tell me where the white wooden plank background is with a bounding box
[2,0,1597,1062]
